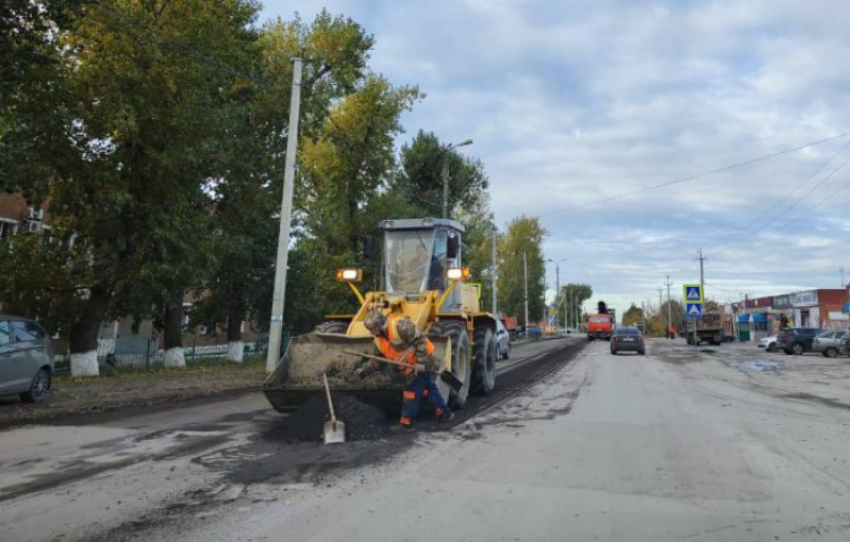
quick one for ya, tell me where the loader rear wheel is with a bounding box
[315,321,349,334]
[430,320,471,408]
[472,326,497,396]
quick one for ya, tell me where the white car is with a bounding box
[495,320,511,359]
[758,334,778,352]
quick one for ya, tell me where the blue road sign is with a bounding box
[844,301,850,314]
[686,303,703,319]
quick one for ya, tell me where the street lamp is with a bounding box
[442,139,474,218]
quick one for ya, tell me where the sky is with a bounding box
[261,0,850,318]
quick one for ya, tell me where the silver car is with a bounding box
[495,320,511,359]
[0,316,55,402]
[813,330,850,358]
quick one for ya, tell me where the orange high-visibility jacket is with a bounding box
[373,315,434,375]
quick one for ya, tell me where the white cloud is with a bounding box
[262,0,850,316]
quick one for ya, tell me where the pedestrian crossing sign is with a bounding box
[686,303,703,319]
[682,284,703,304]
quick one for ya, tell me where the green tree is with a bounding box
[622,303,645,327]
[16,0,263,375]
[559,283,592,328]
[392,131,489,218]
[283,75,420,332]
[498,216,547,326]
[190,12,375,357]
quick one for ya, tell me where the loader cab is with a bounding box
[380,218,464,297]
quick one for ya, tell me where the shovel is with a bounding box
[322,373,346,444]
[342,350,464,393]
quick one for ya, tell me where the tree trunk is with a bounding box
[226,314,243,363]
[163,300,185,368]
[69,285,111,376]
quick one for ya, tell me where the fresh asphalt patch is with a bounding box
[86,339,586,541]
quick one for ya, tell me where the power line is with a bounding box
[743,156,850,240]
[737,138,850,234]
[539,132,850,218]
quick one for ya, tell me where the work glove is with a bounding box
[420,354,442,373]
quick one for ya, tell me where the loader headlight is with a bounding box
[336,268,363,282]
[447,267,469,281]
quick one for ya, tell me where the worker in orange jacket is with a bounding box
[363,310,454,431]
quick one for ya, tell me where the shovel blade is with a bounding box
[323,420,346,444]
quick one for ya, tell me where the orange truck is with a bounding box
[587,313,614,340]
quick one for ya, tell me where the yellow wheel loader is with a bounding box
[263,218,500,413]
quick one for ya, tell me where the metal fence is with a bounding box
[54,330,292,374]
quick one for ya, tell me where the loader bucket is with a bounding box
[263,331,453,414]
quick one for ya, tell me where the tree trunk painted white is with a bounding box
[164,347,186,368]
[70,350,99,376]
[227,341,244,363]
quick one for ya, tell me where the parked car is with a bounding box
[0,316,55,403]
[495,320,511,359]
[813,330,850,358]
[776,327,823,355]
[610,326,645,355]
[758,333,779,352]
[720,333,735,343]
[526,325,542,340]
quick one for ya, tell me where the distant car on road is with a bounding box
[526,325,542,340]
[813,330,850,358]
[777,327,823,355]
[758,333,779,352]
[495,320,511,359]
[719,333,735,343]
[610,326,645,355]
[0,316,55,403]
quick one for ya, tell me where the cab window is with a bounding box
[0,321,11,346]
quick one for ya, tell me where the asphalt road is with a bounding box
[5,336,850,541]
[0,336,582,542]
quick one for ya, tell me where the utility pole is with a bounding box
[665,275,672,339]
[841,266,846,288]
[491,225,498,314]
[523,251,529,328]
[696,248,707,293]
[266,58,302,373]
[441,158,450,219]
[441,139,473,219]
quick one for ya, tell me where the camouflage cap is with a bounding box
[364,310,386,332]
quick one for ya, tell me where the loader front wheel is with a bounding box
[472,326,497,396]
[431,321,471,408]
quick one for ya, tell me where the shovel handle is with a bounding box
[343,350,424,372]
[322,373,336,422]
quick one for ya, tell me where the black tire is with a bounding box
[315,320,349,334]
[430,320,471,408]
[21,368,51,403]
[472,326,497,396]
[825,348,838,358]
[767,343,777,353]
[611,349,617,355]
[503,342,511,360]
[639,349,646,356]
[792,343,803,356]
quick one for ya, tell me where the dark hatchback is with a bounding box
[776,327,823,355]
[611,327,645,355]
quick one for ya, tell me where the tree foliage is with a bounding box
[622,303,645,327]
[559,283,592,327]
[497,216,547,325]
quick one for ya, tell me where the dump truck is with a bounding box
[587,313,614,340]
[684,310,723,346]
[263,218,500,413]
